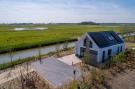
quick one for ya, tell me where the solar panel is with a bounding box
[87,31,124,48]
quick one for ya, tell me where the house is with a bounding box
[75,31,125,66]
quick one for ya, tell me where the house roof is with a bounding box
[87,31,124,48]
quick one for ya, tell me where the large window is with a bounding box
[84,38,87,47]
[83,38,93,48]
[89,41,92,48]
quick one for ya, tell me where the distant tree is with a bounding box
[79,21,99,25]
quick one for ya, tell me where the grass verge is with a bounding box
[0,47,74,70]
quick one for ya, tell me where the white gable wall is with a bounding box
[86,33,99,50]
[75,34,86,56]
[75,33,99,56]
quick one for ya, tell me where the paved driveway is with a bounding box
[57,54,82,65]
[32,57,81,88]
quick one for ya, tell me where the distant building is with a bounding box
[75,31,125,66]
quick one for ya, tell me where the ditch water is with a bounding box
[0,42,75,64]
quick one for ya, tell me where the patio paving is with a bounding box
[32,57,81,88]
[57,54,82,65]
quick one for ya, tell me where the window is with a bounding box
[108,49,112,55]
[120,46,122,52]
[89,41,93,48]
[80,47,85,57]
[117,47,119,54]
[84,38,87,46]
[108,35,114,40]
[108,49,112,58]
[83,37,93,48]
[105,33,114,41]
[102,51,105,63]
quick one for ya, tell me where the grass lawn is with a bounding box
[0,24,134,53]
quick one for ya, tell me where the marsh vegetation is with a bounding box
[0,24,134,53]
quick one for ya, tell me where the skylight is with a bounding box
[108,35,114,40]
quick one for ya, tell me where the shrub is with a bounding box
[90,68,107,89]
[110,52,126,65]
[68,81,78,89]
[78,81,91,89]
[83,51,90,64]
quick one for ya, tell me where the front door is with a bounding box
[108,49,112,58]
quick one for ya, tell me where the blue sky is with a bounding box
[0,0,135,23]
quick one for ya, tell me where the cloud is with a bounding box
[0,0,135,23]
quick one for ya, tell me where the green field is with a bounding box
[0,24,134,53]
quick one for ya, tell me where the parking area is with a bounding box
[32,57,81,88]
[57,54,82,65]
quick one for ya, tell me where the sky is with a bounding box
[0,0,135,23]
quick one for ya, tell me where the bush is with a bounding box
[106,49,135,75]
[83,51,90,64]
[110,52,126,65]
[91,69,106,85]
[78,81,91,89]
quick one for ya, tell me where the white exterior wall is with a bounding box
[75,33,99,56]
[98,43,125,63]
[75,35,86,56]
[75,33,125,64]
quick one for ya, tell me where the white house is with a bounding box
[75,31,125,66]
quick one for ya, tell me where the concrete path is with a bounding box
[57,54,82,65]
[32,57,81,88]
[0,54,82,88]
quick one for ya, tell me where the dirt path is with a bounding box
[110,70,135,89]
